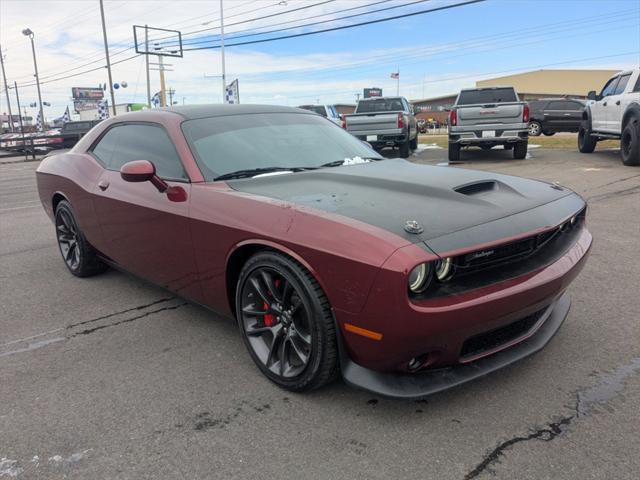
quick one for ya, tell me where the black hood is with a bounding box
[228,159,574,244]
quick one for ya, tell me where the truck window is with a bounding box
[634,74,640,93]
[357,98,405,113]
[600,77,619,97]
[613,74,631,95]
[457,88,517,105]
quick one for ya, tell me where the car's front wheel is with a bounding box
[236,251,338,392]
[578,121,597,153]
[55,200,107,277]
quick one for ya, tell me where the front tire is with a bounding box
[236,251,338,392]
[621,118,640,166]
[513,140,528,159]
[528,121,542,136]
[55,200,107,277]
[578,120,597,153]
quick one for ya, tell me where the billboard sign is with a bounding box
[364,88,382,98]
[72,87,104,112]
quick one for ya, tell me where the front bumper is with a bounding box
[340,293,570,399]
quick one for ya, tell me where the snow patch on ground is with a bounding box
[0,458,23,477]
[416,143,443,150]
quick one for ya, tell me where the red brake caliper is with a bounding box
[262,279,281,327]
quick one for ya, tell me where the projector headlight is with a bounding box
[408,263,432,293]
[435,257,454,282]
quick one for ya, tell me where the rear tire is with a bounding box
[621,118,640,166]
[578,121,597,153]
[528,121,542,136]
[448,142,461,162]
[236,251,338,392]
[543,131,556,136]
[513,140,528,159]
[55,200,108,277]
[410,136,418,150]
[399,139,411,158]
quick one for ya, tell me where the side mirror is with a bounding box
[120,160,168,192]
[587,90,596,101]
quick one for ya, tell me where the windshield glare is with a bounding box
[182,112,382,180]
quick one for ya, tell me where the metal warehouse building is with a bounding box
[411,69,619,124]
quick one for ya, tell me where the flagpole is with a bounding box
[396,67,400,96]
[220,0,227,103]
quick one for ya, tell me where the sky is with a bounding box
[1,0,639,120]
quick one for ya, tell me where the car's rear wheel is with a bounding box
[448,142,461,162]
[513,140,528,159]
[543,131,555,136]
[55,200,107,277]
[528,121,542,136]
[621,118,640,166]
[399,138,411,158]
[236,251,338,392]
[578,121,597,153]
[410,136,418,150]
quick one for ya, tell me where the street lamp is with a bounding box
[22,28,45,131]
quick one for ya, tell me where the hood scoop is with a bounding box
[454,180,498,196]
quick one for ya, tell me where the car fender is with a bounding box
[622,102,640,129]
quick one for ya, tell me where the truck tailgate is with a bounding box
[346,112,400,134]
[457,103,523,126]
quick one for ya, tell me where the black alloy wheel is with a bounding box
[56,207,81,271]
[237,251,337,391]
[54,200,107,277]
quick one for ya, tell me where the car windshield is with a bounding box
[356,98,405,113]
[182,112,382,181]
[457,88,518,105]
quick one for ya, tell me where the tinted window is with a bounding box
[528,101,546,111]
[547,101,583,111]
[356,98,406,113]
[182,112,382,181]
[613,74,631,95]
[601,77,619,97]
[92,124,187,180]
[457,88,517,105]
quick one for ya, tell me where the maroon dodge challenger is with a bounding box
[36,105,592,398]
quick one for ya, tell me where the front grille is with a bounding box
[460,307,547,360]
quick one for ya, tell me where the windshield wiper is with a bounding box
[214,167,309,181]
[319,157,382,168]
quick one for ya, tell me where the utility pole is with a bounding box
[22,29,44,131]
[220,0,227,102]
[145,25,151,108]
[0,45,14,132]
[159,55,167,107]
[167,88,175,106]
[99,0,117,116]
[13,81,27,160]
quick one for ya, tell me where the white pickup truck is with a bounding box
[578,68,640,166]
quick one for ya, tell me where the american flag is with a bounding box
[390,72,399,79]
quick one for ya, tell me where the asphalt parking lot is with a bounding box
[1,145,639,479]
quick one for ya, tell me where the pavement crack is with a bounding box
[65,297,174,330]
[586,185,640,203]
[68,302,188,337]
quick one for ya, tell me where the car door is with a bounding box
[606,72,632,134]
[591,76,619,132]
[543,100,567,131]
[89,122,202,299]
[563,100,586,131]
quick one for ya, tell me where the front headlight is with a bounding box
[435,257,454,282]
[408,263,432,293]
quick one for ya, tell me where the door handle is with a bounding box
[615,100,621,105]
[98,180,110,191]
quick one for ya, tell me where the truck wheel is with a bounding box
[410,136,418,150]
[528,121,542,136]
[578,121,597,153]
[448,142,461,162]
[399,139,411,158]
[543,131,556,136]
[621,118,640,166]
[513,141,528,159]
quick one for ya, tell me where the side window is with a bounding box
[613,74,631,95]
[567,101,585,111]
[93,124,188,180]
[634,74,640,92]
[601,77,619,97]
[547,101,565,110]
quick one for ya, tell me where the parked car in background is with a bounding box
[297,104,342,125]
[36,104,591,398]
[344,96,417,157]
[448,86,529,161]
[578,68,640,166]
[528,98,586,136]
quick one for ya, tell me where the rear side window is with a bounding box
[457,88,517,105]
[613,74,631,95]
[547,101,583,111]
[91,124,188,180]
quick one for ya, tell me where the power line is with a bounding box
[183,0,487,51]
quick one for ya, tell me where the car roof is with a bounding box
[157,104,311,120]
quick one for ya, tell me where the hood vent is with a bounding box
[454,180,498,196]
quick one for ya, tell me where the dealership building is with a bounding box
[411,69,619,124]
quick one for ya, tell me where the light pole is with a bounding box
[99,0,117,116]
[0,45,15,132]
[21,28,44,131]
[219,0,227,103]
